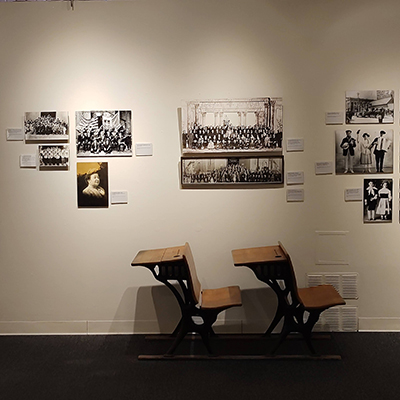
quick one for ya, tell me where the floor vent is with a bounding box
[313,306,358,332]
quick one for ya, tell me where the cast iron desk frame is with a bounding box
[132,245,223,357]
[232,244,342,355]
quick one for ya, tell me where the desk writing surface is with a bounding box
[162,245,185,263]
[131,245,185,266]
[232,245,287,266]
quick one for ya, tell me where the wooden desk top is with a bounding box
[131,245,185,266]
[232,245,288,266]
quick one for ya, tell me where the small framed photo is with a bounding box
[24,111,69,141]
[77,162,109,208]
[345,90,394,124]
[38,145,69,170]
[363,178,392,223]
[181,156,284,187]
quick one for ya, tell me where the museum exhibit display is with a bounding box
[5,5,400,393]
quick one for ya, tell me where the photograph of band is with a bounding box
[363,178,392,223]
[345,90,394,124]
[24,111,69,141]
[38,145,69,170]
[335,129,393,175]
[181,98,283,153]
[77,162,109,208]
[76,110,132,157]
[181,156,284,187]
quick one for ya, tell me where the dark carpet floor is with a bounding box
[0,333,399,400]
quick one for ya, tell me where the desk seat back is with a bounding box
[278,241,301,305]
[182,243,202,305]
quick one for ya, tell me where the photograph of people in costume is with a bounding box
[77,162,108,208]
[76,110,132,157]
[345,90,394,124]
[24,111,69,141]
[363,179,392,223]
[181,156,283,186]
[335,129,393,175]
[38,145,69,170]
[181,98,283,153]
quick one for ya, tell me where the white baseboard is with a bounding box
[0,321,88,335]
[358,318,400,332]
[88,320,160,334]
[0,319,243,335]
[3,318,398,335]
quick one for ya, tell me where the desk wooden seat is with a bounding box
[201,286,242,310]
[132,242,242,357]
[232,242,345,356]
[298,285,345,310]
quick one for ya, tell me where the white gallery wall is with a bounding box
[1,0,400,334]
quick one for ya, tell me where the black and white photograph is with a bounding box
[24,111,69,141]
[181,98,283,154]
[364,178,392,223]
[76,110,132,157]
[38,145,69,170]
[77,162,109,208]
[335,129,393,175]
[345,90,394,124]
[181,156,284,187]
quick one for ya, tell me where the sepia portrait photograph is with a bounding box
[24,111,69,141]
[38,145,69,170]
[345,90,394,124]
[76,110,132,157]
[364,178,392,223]
[181,156,284,187]
[335,129,393,175]
[181,98,283,154]
[77,162,109,208]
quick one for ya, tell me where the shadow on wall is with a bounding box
[129,285,279,335]
[134,285,181,334]
[240,287,280,334]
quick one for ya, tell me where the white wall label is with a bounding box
[345,188,362,201]
[135,143,153,156]
[287,189,304,202]
[20,154,36,168]
[111,191,128,204]
[325,112,343,125]
[315,161,333,175]
[7,128,24,141]
[286,138,304,152]
[287,171,304,185]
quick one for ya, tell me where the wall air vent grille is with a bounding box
[306,273,358,299]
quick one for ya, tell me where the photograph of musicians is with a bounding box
[340,130,356,173]
[370,130,391,173]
